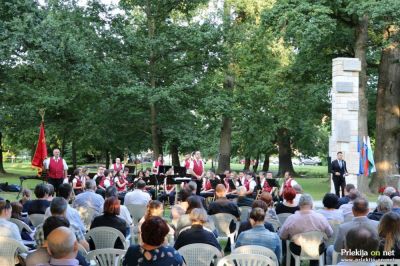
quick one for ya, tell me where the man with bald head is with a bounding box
[46,227,79,266]
[208,184,240,220]
[44,148,68,194]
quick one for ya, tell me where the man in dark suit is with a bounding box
[331,151,348,197]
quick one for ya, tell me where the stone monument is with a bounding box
[329,58,361,192]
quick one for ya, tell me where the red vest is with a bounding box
[244,179,250,191]
[48,157,64,179]
[262,178,272,192]
[113,163,123,172]
[192,160,203,176]
[224,179,231,192]
[116,176,126,192]
[284,178,293,190]
[205,180,212,190]
[74,176,83,187]
[184,159,191,169]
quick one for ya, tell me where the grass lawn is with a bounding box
[0,162,378,202]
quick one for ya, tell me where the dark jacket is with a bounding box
[90,214,127,249]
[331,159,347,177]
[174,224,221,251]
[236,196,254,207]
[237,220,275,237]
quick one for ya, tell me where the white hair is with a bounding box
[377,195,393,212]
[299,194,313,207]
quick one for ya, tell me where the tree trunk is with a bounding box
[371,40,400,192]
[277,128,295,176]
[105,150,110,169]
[262,153,270,171]
[217,116,232,173]
[71,141,77,169]
[244,157,251,171]
[0,132,6,173]
[354,15,370,193]
[253,153,260,172]
[170,141,180,166]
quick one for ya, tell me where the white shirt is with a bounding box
[0,218,23,244]
[118,205,133,227]
[44,205,85,233]
[247,179,257,192]
[189,159,204,176]
[109,163,124,171]
[124,189,151,206]
[43,157,68,170]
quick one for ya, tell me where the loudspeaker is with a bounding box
[327,156,332,174]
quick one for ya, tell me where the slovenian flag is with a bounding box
[358,136,376,176]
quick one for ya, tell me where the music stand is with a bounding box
[173,166,187,177]
[158,165,172,175]
[266,178,279,188]
[228,179,236,190]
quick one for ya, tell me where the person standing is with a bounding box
[331,151,348,197]
[152,155,163,174]
[110,158,124,172]
[44,149,68,194]
[189,151,205,195]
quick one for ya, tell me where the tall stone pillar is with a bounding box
[329,58,361,192]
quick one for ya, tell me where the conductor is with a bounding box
[331,151,348,197]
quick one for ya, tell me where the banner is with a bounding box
[31,121,47,174]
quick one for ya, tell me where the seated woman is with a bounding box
[275,187,300,214]
[138,200,174,244]
[200,170,220,198]
[72,168,85,195]
[317,193,344,222]
[237,200,275,236]
[114,170,128,193]
[259,192,279,222]
[90,196,127,249]
[378,212,400,259]
[174,208,221,251]
[123,216,184,266]
[176,196,216,237]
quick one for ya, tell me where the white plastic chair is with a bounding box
[178,243,223,266]
[0,237,29,266]
[76,206,97,232]
[217,253,276,266]
[125,204,147,224]
[233,245,279,265]
[9,218,33,234]
[29,214,46,227]
[87,248,126,266]
[276,213,292,225]
[267,219,281,232]
[239,206,251,222]
[86,227,129,250]
[210,213,239,250]
[327,220,341,246]
[289,231,326,266]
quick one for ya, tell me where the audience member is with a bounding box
[46,227,79,266]
[19,188,31,206]
[72,180,105,218]
[339,189,360,219]
[392,196,400,215]
[279,193,333,240]
[378,212,400,259]
[23,183,50,215]
[11,201,30,225]
[174,208,221,251]
[35,197,89,250]
[208,184,240,219]
[292,184,303,206]
[368,195,392,221]
[26,216,88,266]
[237,200,275,236]
[44,183,85,233]
[259,192,279,222]
[275,187,300,214]
[383,186,399,198]
[124,180,151,205]
[317,193,344,222]
[236,186,254,207]
[337,184,355,208]
[334,197,379,254]
[90,196,127,249]
[123,217,184,266]
[236,207,281,261]
[337,226,379,266]
[187,181,207,210]
[105,186,132,234]
[0,199,23,244]
[46,184,55,202]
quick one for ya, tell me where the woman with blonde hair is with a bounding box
[378,212,400,258]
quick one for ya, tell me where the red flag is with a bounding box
[31,121,48,173]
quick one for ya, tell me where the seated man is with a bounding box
[279,194,333,266]
[367,195,392,221]
[36,197,89,251]
[243,172,257,197]
[236,207,281,262]
[26,216,88,266]
[337,226,379,266]
[208,184,240,220]
[337,184,355,208]
[237,200,275,235]
[45,183,85,233]
[0,199,23,244]
[391,196,400,215]
[46,227,79,266]
[23,183,50,215]
[124,180,151,206]
[73,180,104,218]
[236,186,254,207]
[188,181,207,210]
[339,190,360,219]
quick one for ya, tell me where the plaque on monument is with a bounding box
[347,100,359,111]
[343,60,361,72]
[335,120,351,142]
[335,81,353,93]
